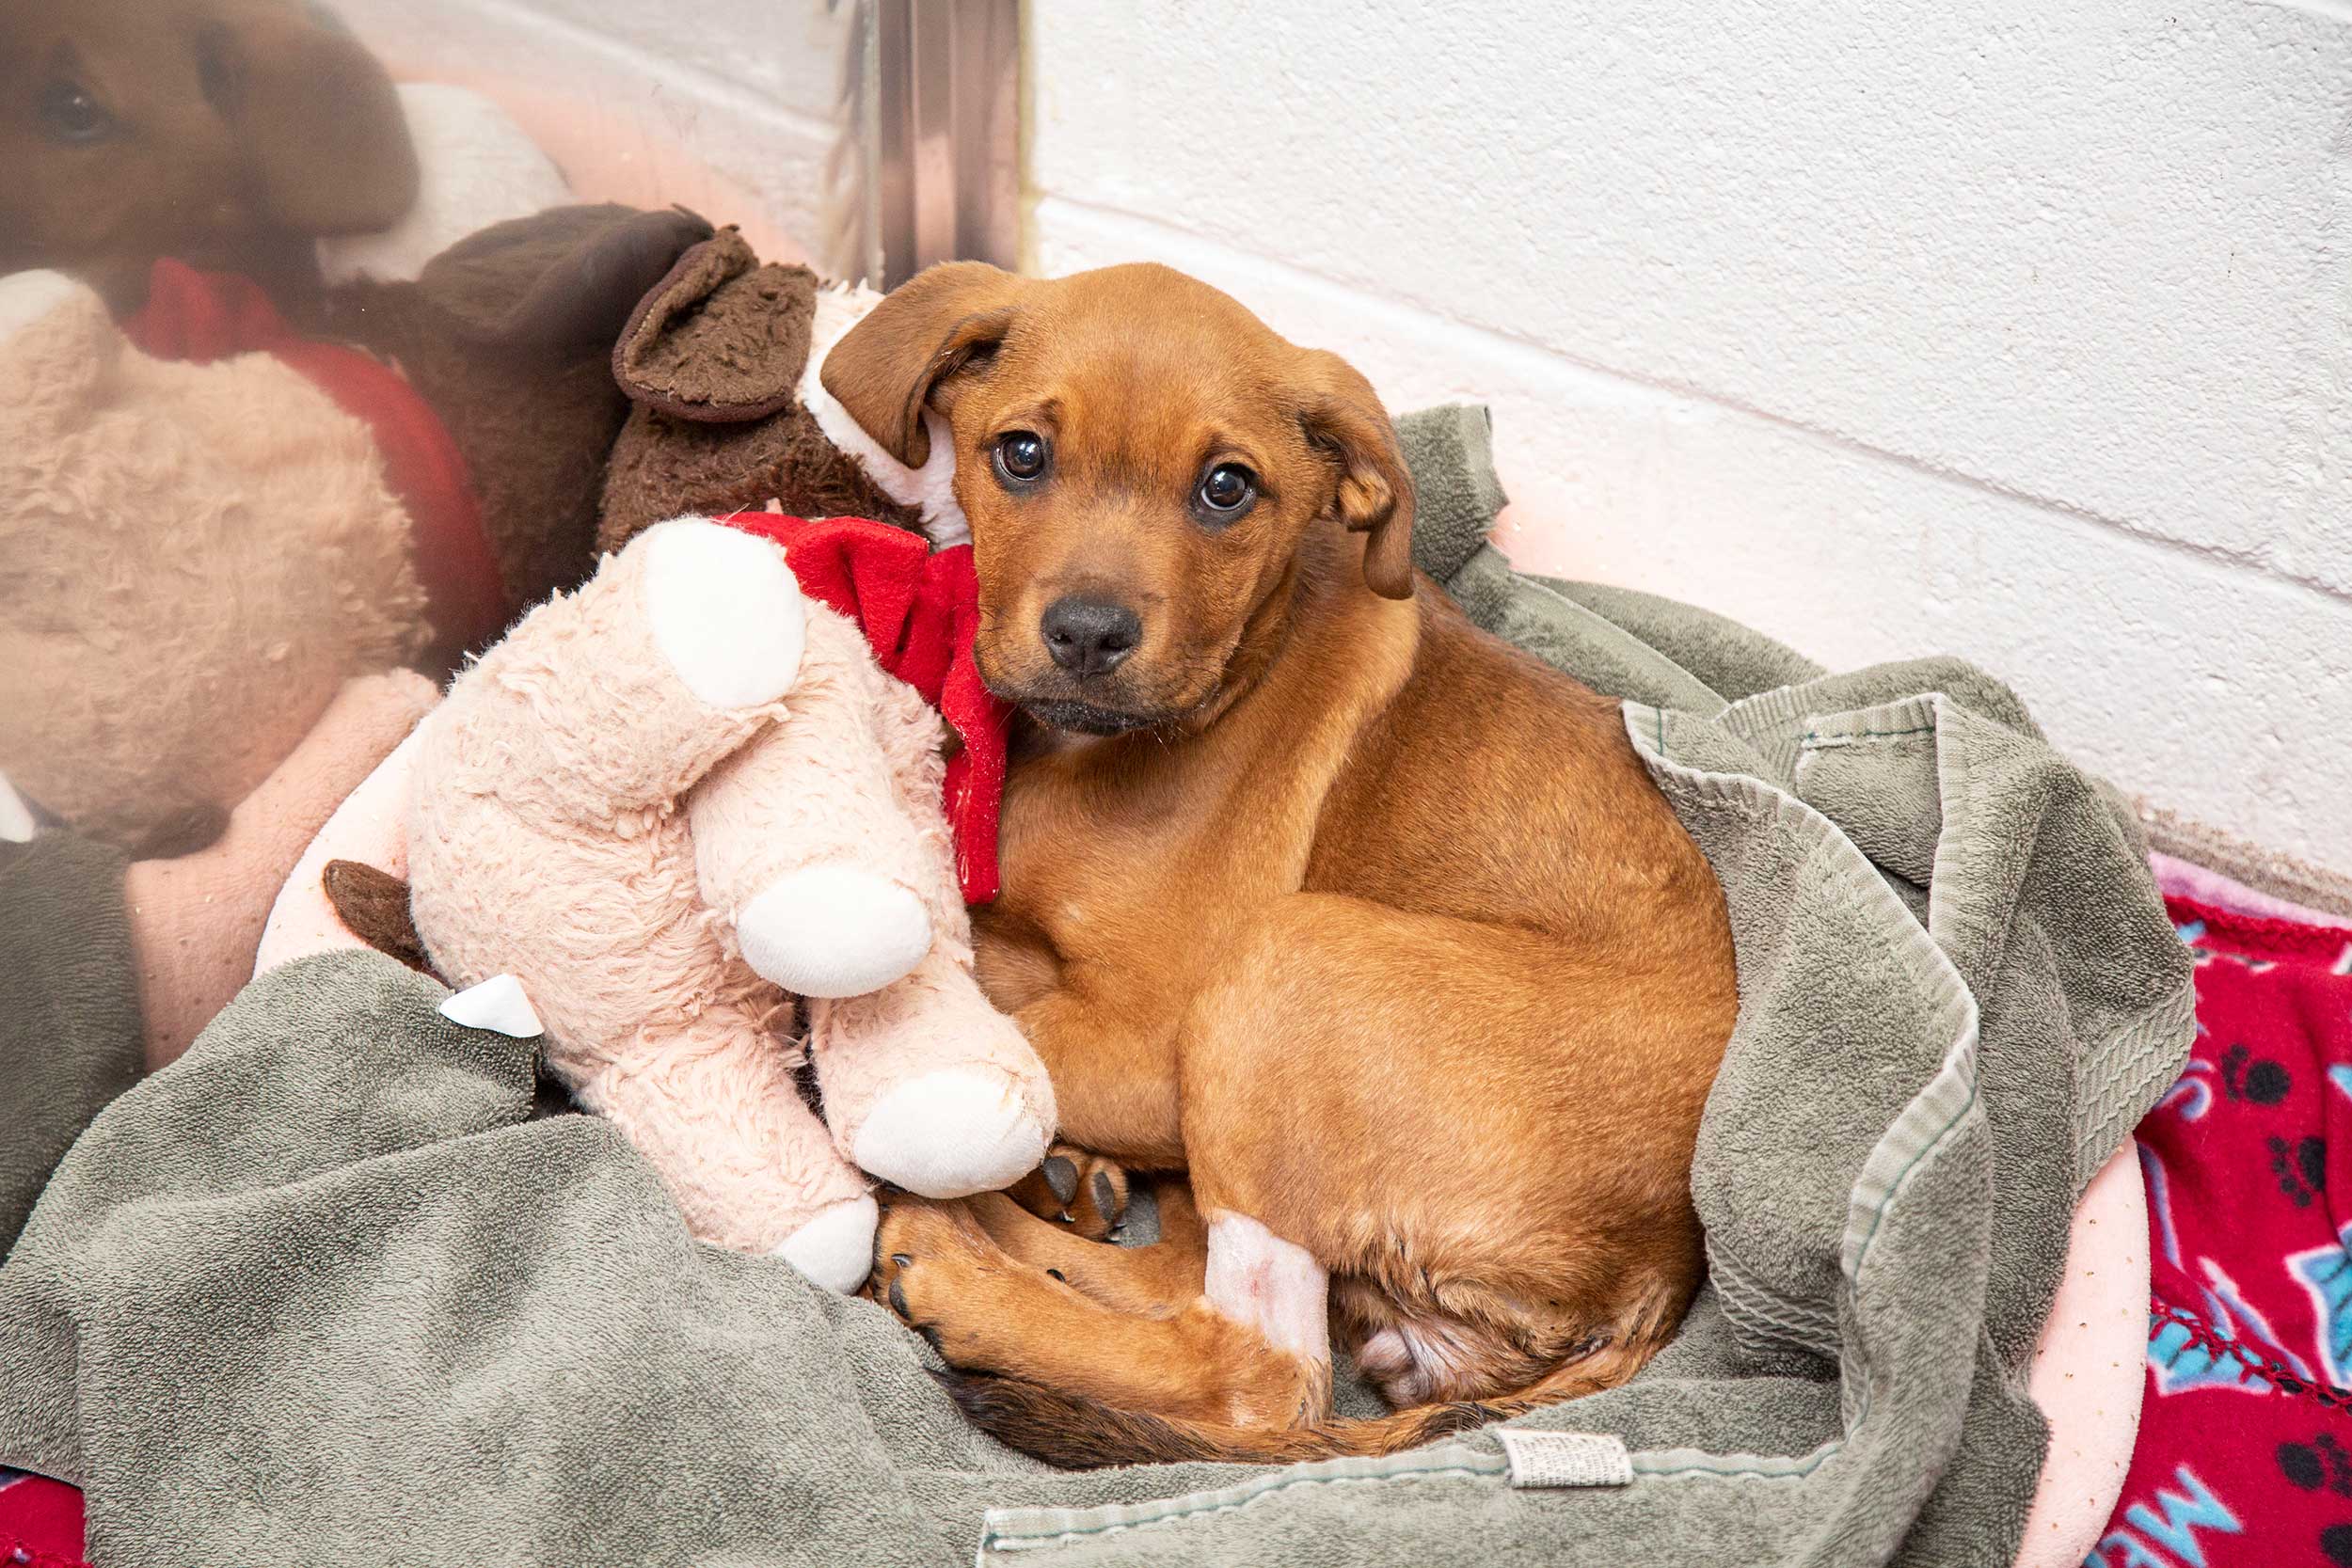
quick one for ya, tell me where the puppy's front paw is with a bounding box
[637,518,806,708]
[869,1198,1015,1365]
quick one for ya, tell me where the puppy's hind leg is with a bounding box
[872,1197,1328,1443]
[963,1182,1206,1313]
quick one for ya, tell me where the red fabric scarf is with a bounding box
[121,260,511,662]
[717,513,1009,906]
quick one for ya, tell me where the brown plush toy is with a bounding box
[321,203,720,612]
[600,230,929,550]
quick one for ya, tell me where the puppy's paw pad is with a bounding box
[737,865,931,999]
[852,1068,1053,1198]
[1007,1146,1130,1241]
[774,1193,879,1292]
[638,518,806,708]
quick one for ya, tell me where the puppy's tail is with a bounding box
[936,1332,1664,1471]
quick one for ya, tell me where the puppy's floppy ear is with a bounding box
[1297,350,1416,600]
[212,1,420,234]
[820,261,1030,468]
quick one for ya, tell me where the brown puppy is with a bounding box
[823,261,1739,1467]
[0,0,416,310]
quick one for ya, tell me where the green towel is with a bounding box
[0,833,143,1257]
[0,407,2191,1566]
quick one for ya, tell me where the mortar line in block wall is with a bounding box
[2255,0,2352,25]
[406,0,839,147]
[1031,194,2352,616]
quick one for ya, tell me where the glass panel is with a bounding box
[0,0,1017,1119]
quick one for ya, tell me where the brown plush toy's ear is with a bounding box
[612,230,820,422]
[819,261,1035,468]
[213,0,420,234]
[421,204,718,356]
[322,860,431,972]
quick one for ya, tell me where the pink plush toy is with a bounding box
[392,517,1056,1290]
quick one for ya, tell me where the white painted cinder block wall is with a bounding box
[343,0,2346,872]
[1027,1,2352,875]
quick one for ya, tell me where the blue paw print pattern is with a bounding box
[2288,1225,2352,1392]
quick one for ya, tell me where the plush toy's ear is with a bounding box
[819,261,1033,468]
[212,1,420,234]
[421,204,717,355]
[1296,349,1417,600]
[612,230,819,422]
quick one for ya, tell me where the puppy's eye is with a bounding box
[993,431,1049,485]
[1194,463,1257,522]
[38,81,117,146]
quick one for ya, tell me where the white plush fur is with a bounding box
[0,769,36,844]
[773,1194,882,1294]
[640,518,807,708]
[802,285,973,548]
[437,974,545,1038]
[0,270,83,351]
[850,1067,1054,1198]
[737,863,933,1000]
[317,84,571,288]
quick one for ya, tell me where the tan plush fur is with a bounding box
[405,522,1053,1260]
[0,273,426,858]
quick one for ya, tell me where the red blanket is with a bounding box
[0,1469,86,1568]
[2090,897,2352,1567]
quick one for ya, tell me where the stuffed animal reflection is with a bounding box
[0,0,419,311]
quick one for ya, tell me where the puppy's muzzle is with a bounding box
[1040,595,1141,678]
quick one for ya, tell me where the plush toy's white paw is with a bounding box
[736,865,933,999]
[0,270,89,351]
[0,769,36,845]
[438,974,545,1037]
[851,1069,1054,1199]
[772,1192,879,1292]
[639,518,806,708]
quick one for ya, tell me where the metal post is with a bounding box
[830,0,1021,289]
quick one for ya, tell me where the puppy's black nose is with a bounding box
[1040,596,1141,676]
